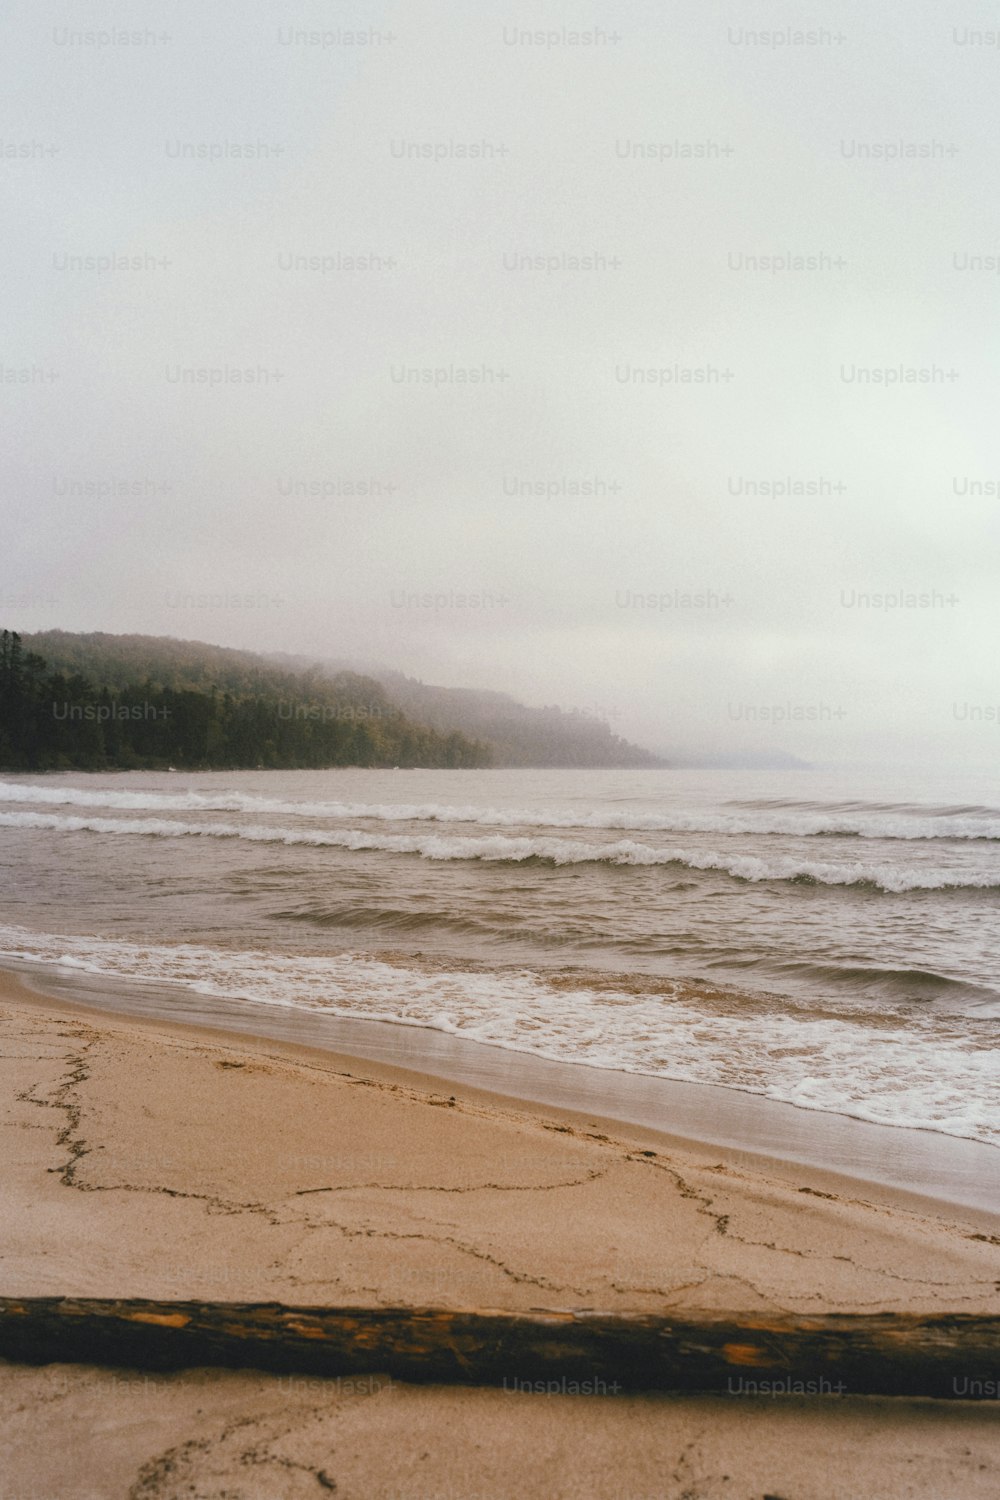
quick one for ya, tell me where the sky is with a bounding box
[3,0,999,765]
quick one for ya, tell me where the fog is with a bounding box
[3,0,998,765]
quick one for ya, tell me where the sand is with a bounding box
[1,968,998,1498]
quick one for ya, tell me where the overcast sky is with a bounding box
[3,0,999,765]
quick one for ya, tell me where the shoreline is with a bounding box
[4,956,998,1222]
[3,964,998,1304]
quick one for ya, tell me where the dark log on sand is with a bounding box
[0,1299,997,1399]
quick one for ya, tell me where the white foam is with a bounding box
[0,923,995,1147]
[3,780,999,841]
[0,808,992,893]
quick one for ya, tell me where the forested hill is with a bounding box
[0,630,489,771]
[369,671,665,769]
[0,630,665,772]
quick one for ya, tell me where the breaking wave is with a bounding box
[3,780,1000,841]
[1,808,995,893]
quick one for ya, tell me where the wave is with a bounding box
[2,808,995,893]
[756,961,1000,1011]
[3,780,1000,842]
[727,796,1000,817]
[0,923,995,1146]
[271,903,502,940]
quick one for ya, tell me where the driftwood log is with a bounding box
[0,1299,997,1399]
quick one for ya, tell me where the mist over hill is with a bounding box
[266,652,665,768]
[367,670,666,769]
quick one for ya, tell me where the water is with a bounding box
[0,766,997,1150]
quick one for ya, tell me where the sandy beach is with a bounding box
[1,966,998,1498]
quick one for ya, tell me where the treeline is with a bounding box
[0,631,491,771]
